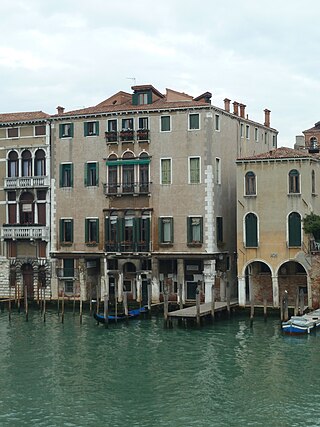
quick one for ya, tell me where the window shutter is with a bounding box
[70,164,73,187]
[158,218,163,243]
[245,214,258,247]
[84,163,88,186]
[145,218,150,249]
[170,218,174,243]
[96,218,99,243]
[85,219,88,243]
[84,122,88,137]
[59,164,63,187]
[96,121,99,136]
[187,217,191,243]
[95,162,99,186]
[132,93,138,105]
[289,213,301,246]
[59,219,63,242]
[59,124,63,138]
[199,217,203,243]
[105,216,109,247]
[70,123,74,138]
[118,217,124,243]
[147,91,152,104]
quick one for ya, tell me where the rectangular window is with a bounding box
[60,219,73,243]
[245,125,250,139]
[85,218,99,243]
[240,123,244,138]
[108,119,117,132]
[254,127,258,142]
[138,117,149,129]
[84,121,99,136]
[159,217,174,243]
[160,115,171,132]
[64,280,74,294]
[161,158,172,184]
[216,217,223,244]
[215,114,220,131]
[272,134,276,147]
[7,128,19,138]
[215,158,221,184]
[138,93,148,105]
[59,123,74,138]
[122,118,134,130]
[187,216,203,244]
[85,162,99,186]
[35,125,46,136]
[189,114,199,130]
[60,163,73,187]
[63,259,74,278]
[189,157,200,184]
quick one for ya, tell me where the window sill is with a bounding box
[187,242,203,247]
[86,242,98,247]
[159,243,174,247]
[287,193,301,196]
[60,242,73,246]
[244,194,257,198]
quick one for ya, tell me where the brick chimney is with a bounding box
[57,106,65,115]
[224,98,231,112]
[264,109,271,127]
[233,101,239,116]
[239,104,246,118]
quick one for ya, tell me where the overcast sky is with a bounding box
[1,0,320,146]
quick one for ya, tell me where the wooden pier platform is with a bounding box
[167,300,238,319]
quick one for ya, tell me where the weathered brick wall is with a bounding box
[252,274,272,303]
[0,258,10,297]
[309,255,320,309]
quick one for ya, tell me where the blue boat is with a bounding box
[94,306,148,324]
[282,310,320,334]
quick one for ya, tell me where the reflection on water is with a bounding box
[0,310,319,426]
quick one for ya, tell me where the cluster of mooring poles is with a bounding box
[280,288,305,322]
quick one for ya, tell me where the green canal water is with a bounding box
[0,310,319,427]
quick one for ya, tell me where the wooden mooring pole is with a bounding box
[147,280,152,311]
[24,285,28,322]
[211,284,215,320]
[178,283,183,310]
[250,298,254,327]
[123,292,128,320]
[61,290,65,323]
[299,289,304,315]
[43,287,46,323]
[263,298,267,321]
[103,294,109,328]
[8,285,11,322]
[163,292,169,328]
[196,287,201,327]
[226,282,231,318]
[282,291,289,322]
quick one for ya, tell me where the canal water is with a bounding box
[0,310,319,427]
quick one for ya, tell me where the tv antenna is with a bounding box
[126,77,136,86]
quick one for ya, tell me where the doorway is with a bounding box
[21,263,34,299]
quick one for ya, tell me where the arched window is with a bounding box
[107,154,118,194]
[245,213,258,247]
[289,169,300,193]
[288,212,301,247]
[19,192,34,225]
[122,152,134,193]
[8,151,18,177]
[34,149,46,176]
[245,171,256,195]
[310,137,318,150]
[22,150,32,177]
[139,152,150,193]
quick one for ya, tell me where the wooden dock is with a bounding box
[167,300,238,319]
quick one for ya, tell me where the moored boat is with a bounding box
[282,310,320,334]
[94,306,148,324]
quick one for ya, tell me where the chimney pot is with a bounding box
[57,106,65,115]
[224,98,231,112]
[264,109,271,127]
[233,101,239,116]
[239,103,246,119]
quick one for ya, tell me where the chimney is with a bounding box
[233,101,239,116]
[264,109,271,127]
[239,103,246,119]
[224,98,231,112]
[57,106,65,115]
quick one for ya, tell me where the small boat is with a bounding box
[94,306,148,324]
[282,311,320,335]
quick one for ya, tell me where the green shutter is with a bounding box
[245,213,258,247]
[158,218,163,243]
[171,218,174,243]
[84,163,88,186]
[105,216,109,247]
[145,218,150,249]
[147,91,152,104]
[96,218,100,243]
[96,162,99,186]
[96,121,99,136]
[70,219,74,242]
[199,217,203,243]
[59,124,63,138]
[187,217,191,243]
[85,219,88,243]
[289,213,301,246]
[132,93,138,105]
[59,219,63,242]
[59,164,63,187]
[118,217,124,243]
[84,122,88,137]
[70,164,73,187]
[70,123,74,138]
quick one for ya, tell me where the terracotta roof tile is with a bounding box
[0,111,50,123]
[237,146,318,161]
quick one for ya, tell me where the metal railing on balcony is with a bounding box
[104,182,151,196]
[105,241,151,253]
[105,129,150,143]
[1,225,49,240]
[4,176,50,189]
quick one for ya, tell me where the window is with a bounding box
[245,172,256,195]
[245,125,250,139]
[122,118,134,130]
[64,280,74,294]
[215,114,220,131]
[289,169,300,194]
[161,158,171,184]
[139,152,150,193]
[107,154,118,194]
[122,152,134,193]
[84,121,99,136]
[216,217,223,244]
[189,114,200,130]
[215,158,221,184]
[138,117,149,130]
[60,163,73,187]
[245,213,258,247]
[63,259,74,278]
[60,219,73,243]
[312,170,316,194]
[288,212,301,247]
[159,217,174,243]
[19,192,34,225]
[8,191,17,224]
[59,123,74,138]
[8,151,18,177]
[7,128,18,138]
[189,157,200,184]
[107,119,117,132]
[35,125,46,136]
[160,116,171,132]
[34,149,46,176]
[85,218,99,243]
[254,128,258,142]
[240,123,244,138]
[187,216,203,244]
[85,162,99,187]
[22,150,32,177]
[273,135,277,147]
[138,93,148,105]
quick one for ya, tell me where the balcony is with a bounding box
[4,176,50,189]
[105,241,151,253]
[136,129,149,141]
[105,130,150,144]
[105,131,118,143]
[119,130,134,142]
[1,225,49,241]
[104,182,151,196]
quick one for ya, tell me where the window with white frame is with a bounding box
[159,217,174,243]
[85,218,99,243]
[245,172,256,195]
[187,216,203,244]
[59,123,73,138]
[240,123,244,138]
[215,114,220,131]
[215,158,221,184]
[138,117,149,130]
[85,162,99,186]
[189,113,200,130]
[161,158,171,184]
[34,125,46,136]
[254,127,258,142]
[189,157,200,184]
[107,119,117,132]
[245,125,250,139]
[7,128,19,138]
[122,118,134,130]
[160,116,171,132]
[84,121,99,136]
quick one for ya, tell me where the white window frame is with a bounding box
[188,113,200,131]
[7,127,19,139]
[245,125,250,140]
[254,127,258,142]
[160,115,171,132]
[188,156,201,184]
[215,114,220,132]
[160,158,172,185]
[34,125,46,137]
[215,157,221,184]
[240,123,244,138]
[107,118,118,132]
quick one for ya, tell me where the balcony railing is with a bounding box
[1,225,49,240]
[4,176,50,189]
[104,182,151,196]
[105,129,150,143]
[105,241,150,253]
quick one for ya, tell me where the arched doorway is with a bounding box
[244,261,272,304]
[278,261,307,307]
[21,263,34,299]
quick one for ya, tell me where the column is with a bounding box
[272,275,279,308]
[151,257,160,303]
[203,259,216,303]
[238,275,246,306]
[177,258,185,303]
